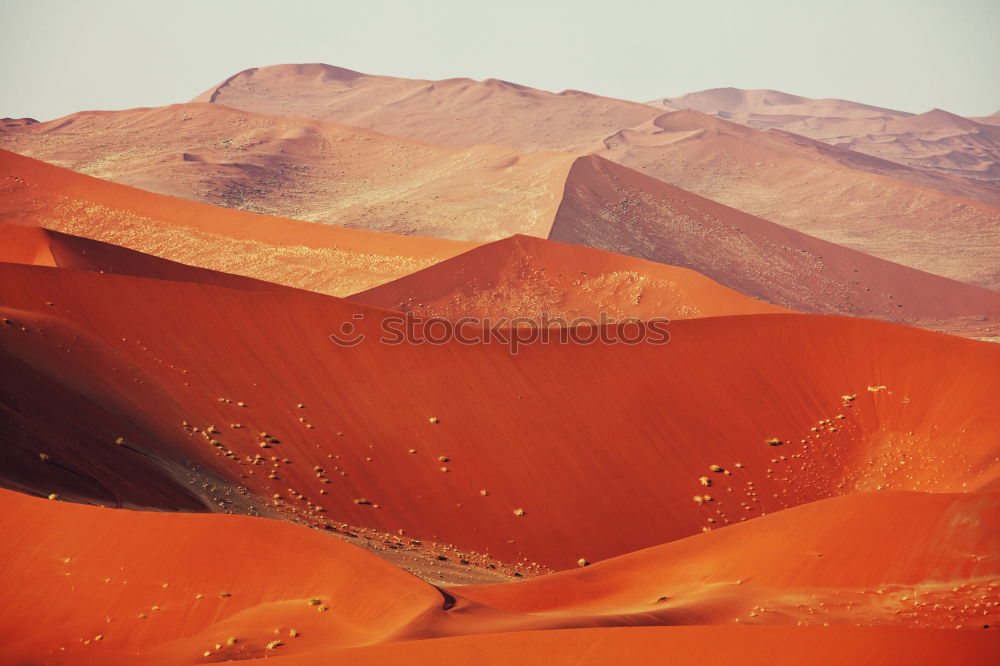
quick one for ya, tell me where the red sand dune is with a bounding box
[6,145,997,337]
[0,488,444,664]
[460,491,999,624]
[4,64,999,663]
[0,223,295,292]
[180,64,1000,288]
[3,259,998,571]
[288,627,1000,666]
[350,234,791,320]
[0,149,476,295]
[653,87,1000,186]
[2,483,996,664]
[0,104,574,239]
[551,154,1000,337]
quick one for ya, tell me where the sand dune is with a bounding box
[653,87,1000,186]
[1,149,475,295]
[0,223,298,292]
[551,154,1000,337]
[591,111,1000,289]
[0,488,445,663]
[192,63,658,153]
[175,64,1000,288]
[0,104,574,239]
[460,491,999,620]
[351,234,791,320]
[2,481,995,663]
[287,627,1000,666]
[6,143,998,337]
[5,61,999,664]
[3,258,998,571]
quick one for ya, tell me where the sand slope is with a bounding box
[350,234,791,320]
[592,111,1000,289]
[0,149,475,295]
[3,487,995,664]
[0,104,574,239]
[551,154,1000,337]
[653,87,1000,186]
[180,64,1000,288]
[0,223,296,292]
[3,259,998,571]
[191,63,657,153]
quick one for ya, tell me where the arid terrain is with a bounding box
[2,62,998,665]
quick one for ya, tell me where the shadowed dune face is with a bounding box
[0,104,574,239]
[591,111,1000,289]
[350,234,791,321]
[2,259,998,572]
[653,88,1000,186]
[0,149,476,295]
[550,155,1000,337]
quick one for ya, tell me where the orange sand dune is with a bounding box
[3,487,995,665]
[552,154,1000,337]
[0,103,574,239]
[653,87,1000,186]
[3,260,998,571]
[185,64,1000,288]
[6,141,997,337]
[0,223,295,292]
[350,234,791,320]
[283,627,999,666]
[0,149,475,295]
[0,488,445,664]
[460,491,999,626]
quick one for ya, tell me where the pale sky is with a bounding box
[2,0,998,122]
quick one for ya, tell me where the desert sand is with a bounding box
[161,63,1000,288]
[1,149,475,295]
[2,61,998,665]
[653,87,1000,185]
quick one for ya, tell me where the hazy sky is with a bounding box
[3,0,998,121]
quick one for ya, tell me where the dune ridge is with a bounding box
[1,148,476,295]
[653,87,1000,185]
